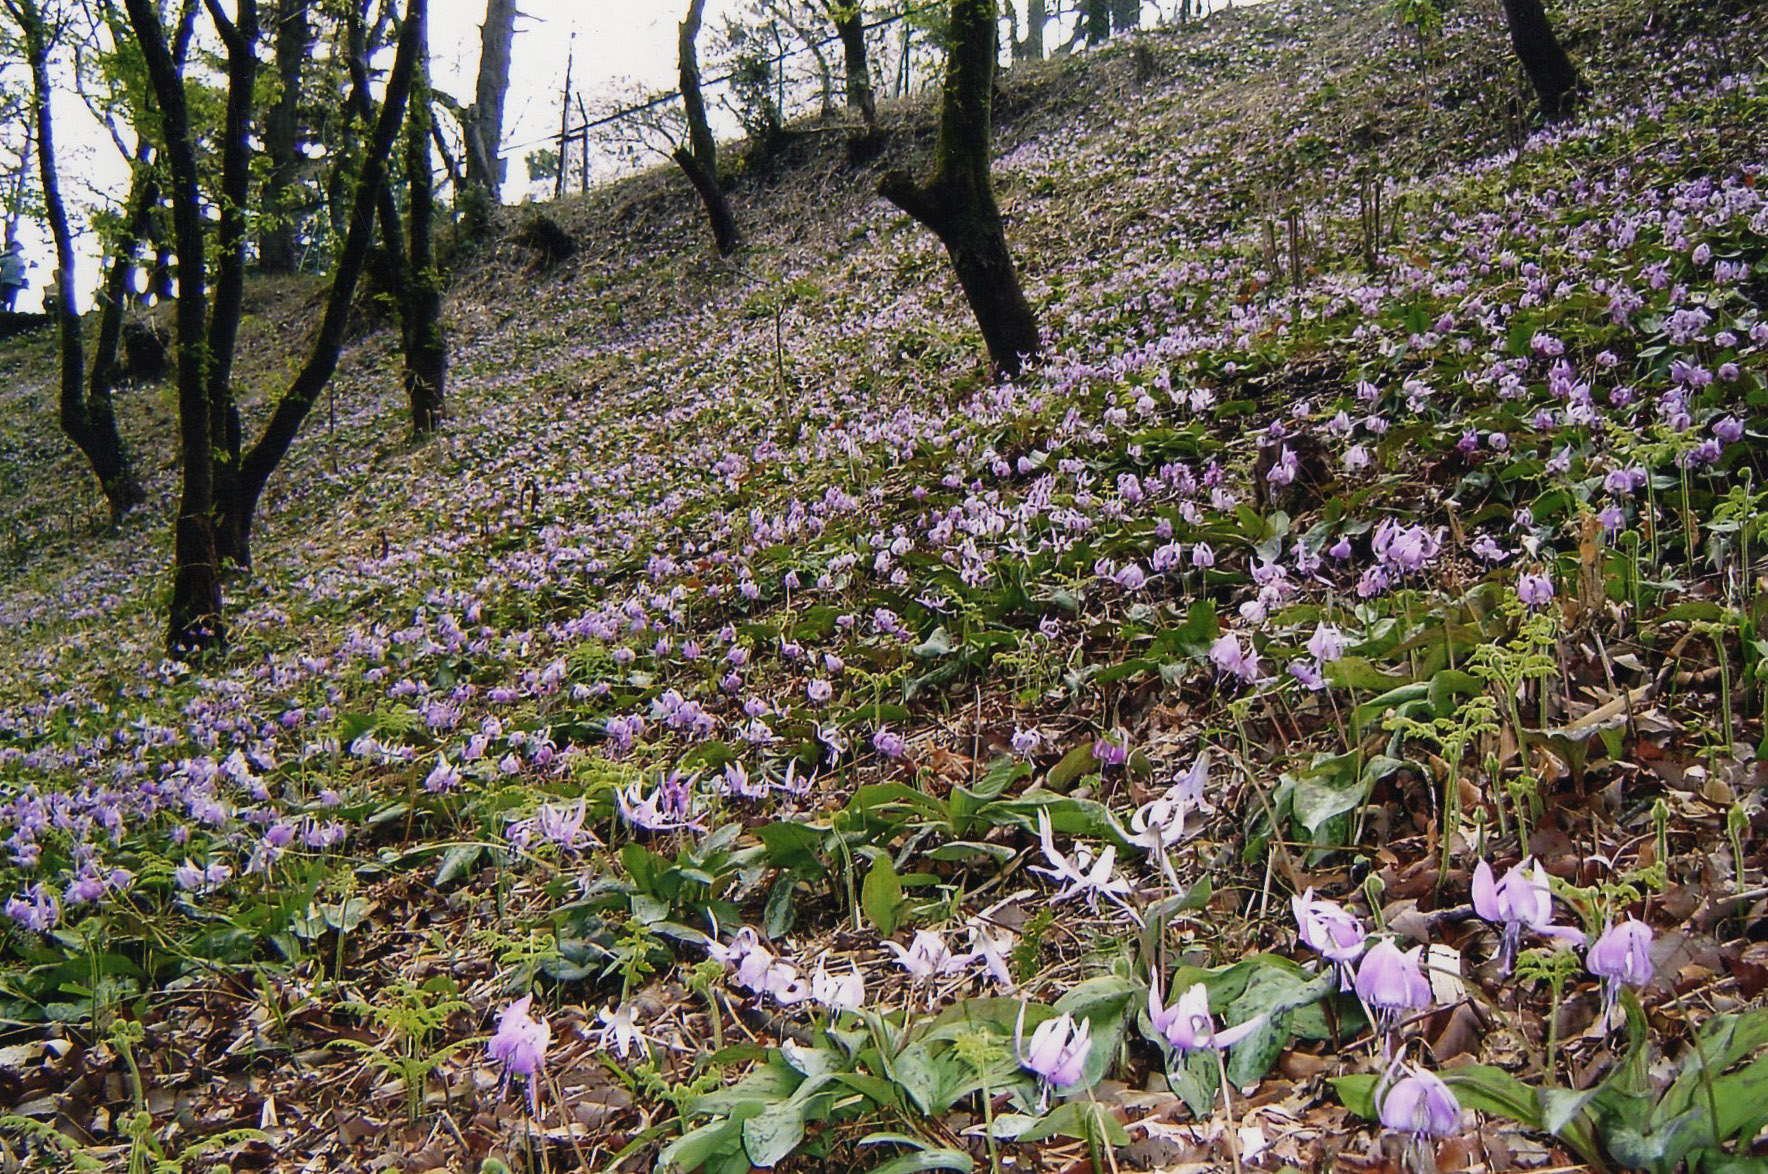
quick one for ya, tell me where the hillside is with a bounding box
[1,0,1766,1170]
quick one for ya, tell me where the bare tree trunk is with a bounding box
[1110,0,1138,32]
[465,0,518,213]
[678,0,740,253]
[672,148,742,256]
[679,0,717,177]
[1500,0,1581,122]
[880,0,1039,377]
[823,2,876,128]
[1021,0,1046,60]
[260,0,311,273]
[6,0,146,521]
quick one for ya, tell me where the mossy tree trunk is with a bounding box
[1501,0,1581,122]
[880,0,1039,378]
[402,17,447,434]
[822,1,877,129]
[6,0,147,521]
[128,0,424,656]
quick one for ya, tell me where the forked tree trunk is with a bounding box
[129,0,424,655]
[260,0,311,273]
[880,0,1039,377]
[205,0,260,573]
[1501,0,1581,122]
[9,0,148,521]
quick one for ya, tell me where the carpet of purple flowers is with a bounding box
[0,0,1765,1170]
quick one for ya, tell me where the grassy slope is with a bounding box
[0,0,1765,1169]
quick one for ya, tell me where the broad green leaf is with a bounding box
[862,856,904,936]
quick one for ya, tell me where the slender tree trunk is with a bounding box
[826,1,877,129]
[1500,0,1581,122]
[1023,0,1046,60]
[206,1,260,573]
[880,0,1039,377]
[678,0,740,253]
[465,0,518,221]
[260,0,311,273]
[225,0,424,570]
[403,19,446,433]
[130,0,424,655]
[672,148,742,256]
[125,0,222,652]
[1084,0,1108,44]
[9,0,146,520]
[679,0,717,177]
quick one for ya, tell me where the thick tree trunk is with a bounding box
[260,0,311,273]
[404,27,447,434]
[10,0,147,520]
[465,0,518,213]
[879,0,1039,377]
[1500,0,1581,122]
[1110,0,1138,32]
[672,148,742,256]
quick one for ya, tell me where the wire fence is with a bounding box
[506,1,1235,198]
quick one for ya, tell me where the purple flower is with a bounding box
[4,883,57,932]
[1293,888,1367,983]
[1471,859,1586,974]
[1112,562,1148,592]
[1354,939,1431,1047]
[1307,623,1347,663]
[1517,572,1554,609]
[1380,1066,1461,1140]
[1146,979,1265,1052]
[872,728,906,759]
[488,994,551,1111]
[1587,918,1653,1003]
[1209,633,1261,683]
[1016,1006,1092,1096]
[1011,727,1041,757]
[807,678,833,704]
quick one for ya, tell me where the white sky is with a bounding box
[11,1,1214,307]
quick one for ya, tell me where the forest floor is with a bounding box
[1,0,1767,1171]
